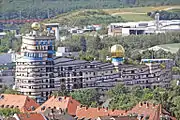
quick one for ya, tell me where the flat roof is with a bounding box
[45,23,59,26]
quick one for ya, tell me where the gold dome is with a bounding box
[31,22,41,31]
[111,44,125,58]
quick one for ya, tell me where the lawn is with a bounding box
[158,43,180,53]
[119,14,153,22]
[168,8,180,12]
[104,6,178,14]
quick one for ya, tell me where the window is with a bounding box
[48,46,52,50]
[36,41,39,45]
[47,53,53,58]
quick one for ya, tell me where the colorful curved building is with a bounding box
[15,23,56,103]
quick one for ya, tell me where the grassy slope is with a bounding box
[45,5,180,25]
[119,14,152,22]
[105,5,180,22]
[158,43,180,53]
[45,10,124,26]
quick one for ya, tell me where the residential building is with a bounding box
[45,23,60,41]
[14,23,173,102]
[56,47,79,58]
[127,102,176,120]
[0,53,15,90]
[13,113,47,120]
[15,22,57,103]
[35,96,80,116]
[54,57,172,92]
[0,94,39,112]
[96,116,137,120]
[75,106,126,119]
[43,108,76,120]
[75,102,175,120]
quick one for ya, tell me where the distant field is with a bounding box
[168,8,180,12]
[104,6,180,14]
[119,14,153,22]
[104,5,180,22]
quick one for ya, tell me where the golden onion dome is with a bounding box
[111,44,125,58]
[31,22,41,31]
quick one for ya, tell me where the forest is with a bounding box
[1,0,180,20]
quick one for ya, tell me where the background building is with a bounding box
[108,20,180,36]
[0,53,15,90]
[45,23,60,41]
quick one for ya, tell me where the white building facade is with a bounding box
[15,31,57,103]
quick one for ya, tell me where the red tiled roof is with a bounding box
[127,102,176,120]
[76,102,176,120]
[76,106,126,119]
[16,113,46,120]
[0,94,40,112]
[35,96,80,115]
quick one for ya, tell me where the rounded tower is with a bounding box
[15,22,56,104]
[111,44,125,70]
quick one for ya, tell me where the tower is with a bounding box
[155,13,160,31]
[111,44,125,71]
[15,22,56,103]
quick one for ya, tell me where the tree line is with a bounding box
[148,10,180,20]
[1,0,180,20]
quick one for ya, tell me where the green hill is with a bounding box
[1,0,180,20]
[45,10,124,26]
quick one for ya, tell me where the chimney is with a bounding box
[97,107,100,111]
[153,103,155,108]
[80,104,83,108]
[48,95,51,99]
[146,102,149,108]
[85,106,88,110]
[64,96,67,99]
[26,113,30,118]
[112,109,115,112]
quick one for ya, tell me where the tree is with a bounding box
[80,36,87,52]
[107,84,128,97]
[53,84,69,96]
[0,108,20,118]
[70,89,100,107]
[3,88,19,95]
